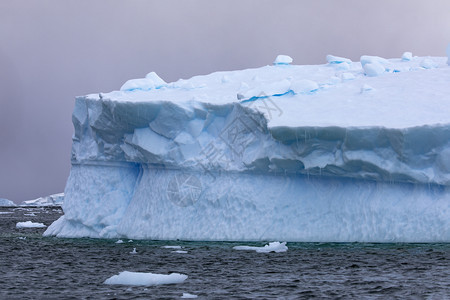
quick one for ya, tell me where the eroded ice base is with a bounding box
[45,164,450,242]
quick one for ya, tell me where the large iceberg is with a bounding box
[45,53,450,242]
[21,193,64,207]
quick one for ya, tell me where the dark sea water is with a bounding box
[1,207,449,299]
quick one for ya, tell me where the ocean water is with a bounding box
[1,207,449,299]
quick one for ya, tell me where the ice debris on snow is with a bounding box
[16,221,47,228]
[363,62,385,77]
[120,72,167,92]
[273,55,293,65]
[326,54,352,64]
[420,58,438,69]
[290,79,319,94]
[401,52,413,61]
[233,242,288,253]
[104,271,188,286]
[360,55,389,66]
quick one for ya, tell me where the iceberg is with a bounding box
[21,193,64,207]
[44,53,450,242]
[0,198,16,207]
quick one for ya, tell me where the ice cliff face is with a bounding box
[45,53,450,242]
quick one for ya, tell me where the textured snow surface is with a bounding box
[45,54,450,242]
[104,271,187,286]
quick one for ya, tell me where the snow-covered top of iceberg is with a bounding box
[91,53,450,129]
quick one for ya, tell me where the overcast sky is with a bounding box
[1,0,449,203]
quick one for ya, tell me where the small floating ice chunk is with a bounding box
[363,62,385,77]
[290,79,319,94]
[340,72,355,81]
[130,248,137,254]
[181,293,198,298]
[420,58,437,69]
[273,55,293,65]
[326,54,352,64]
[16,221,46,228]
[173,250,188,254]
[24,213,36,217]
[162,245,182,249]
[401,52,413,61]
[233,241,288,253]
[361,84,375,93]
[115,239,124,244]
[104,271,188,286]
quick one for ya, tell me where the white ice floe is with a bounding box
[233,242,288,253]
[130,248,137,254]
[162,245,182,249]
[104,271,188,286]
[115,239,124,244]
[181,293,198,298]
[16,221,47,228]
[172,250,188,254]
